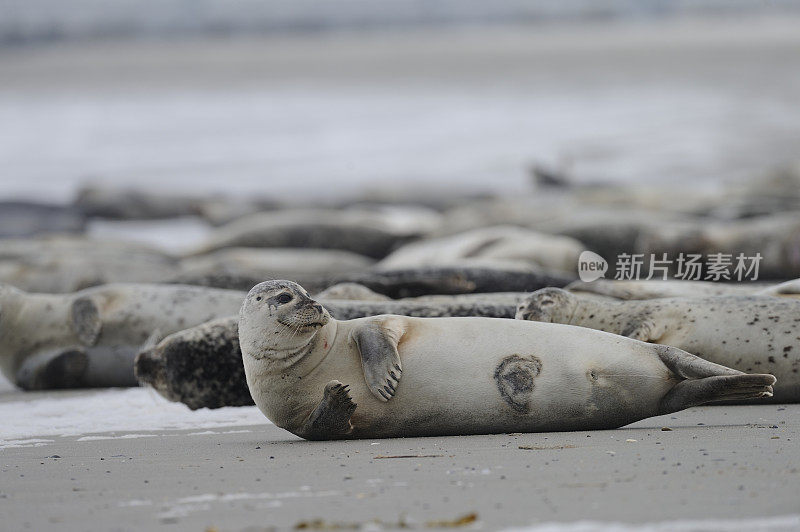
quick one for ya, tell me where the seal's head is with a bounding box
[515,287,578,323]
[239,280,330,362]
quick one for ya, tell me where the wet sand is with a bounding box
[1,389,797,531]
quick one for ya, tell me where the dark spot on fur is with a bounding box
[494,354,542,414]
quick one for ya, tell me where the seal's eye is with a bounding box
[255,296,262,301]
[276,293,293,305]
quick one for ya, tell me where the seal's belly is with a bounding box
[340,318,674,438]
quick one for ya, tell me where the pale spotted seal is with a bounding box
[0,283,245,389]
[238,280,774,440]
[516,288,799,402]
[565,279,760,301]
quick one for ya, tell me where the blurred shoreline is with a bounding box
[2,15,800,203]
[4,0,800,46]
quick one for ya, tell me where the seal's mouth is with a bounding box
[275,314,329,330]
[271,296,329,331]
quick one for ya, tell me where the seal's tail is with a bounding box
[654,345,776,414]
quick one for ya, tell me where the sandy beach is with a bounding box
[1,386,797,531]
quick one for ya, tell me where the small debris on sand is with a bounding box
[373,454,444,459]
[518,444,576,450]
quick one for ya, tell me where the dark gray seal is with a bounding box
[135,317,252,409]
[329,265,574,298]
[189,210,419,259]
[0,201,86,238]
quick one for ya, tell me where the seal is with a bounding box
[315,283,391,302]
[565,279,759,300]
[757,278,800,299]
[0,283,246,390]
[0,236,177,293]
[516,288,800,402]
[0,201,86,238]
[135,293,524,409]
[239,280,774,440]
[135,317,252,409]
[189,209,420,259]
[634,212,800,280]
[172,247,374,292]
[330,264,574,298]
[377,225,583,274]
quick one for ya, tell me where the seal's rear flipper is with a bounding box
[300,380,357,441]
[654,345,743,379]
[16,348,89,390]
[658,374,776,414]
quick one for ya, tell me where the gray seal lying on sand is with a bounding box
[135,294,526,409]
[0,236,177,293]
[516,288,800,402]
[171,247,374,292]
[377,225,582,274]
[634,212,800,280]
[0,283,245,389]
[0,201,86,238]
[188,209,420,259]
[756,278,800,299]
[331,264,573,298]
[315,283,391,301]
[565,279,761,300]
[238,280,774,440]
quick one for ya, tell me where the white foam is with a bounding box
[0,387,267,448]
[503,515,800,532]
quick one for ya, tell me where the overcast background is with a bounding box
[1,1,799,202]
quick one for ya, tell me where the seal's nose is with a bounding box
[313,304,323,313]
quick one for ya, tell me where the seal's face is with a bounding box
[515,287,577,323]
[239,280,330,360]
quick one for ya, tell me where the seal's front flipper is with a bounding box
[352,320,403,402]
[300,380,358,440]
[659,374,776,414]
[16,348,89,390]
[70,297,102,346]
[621,315,664,342]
